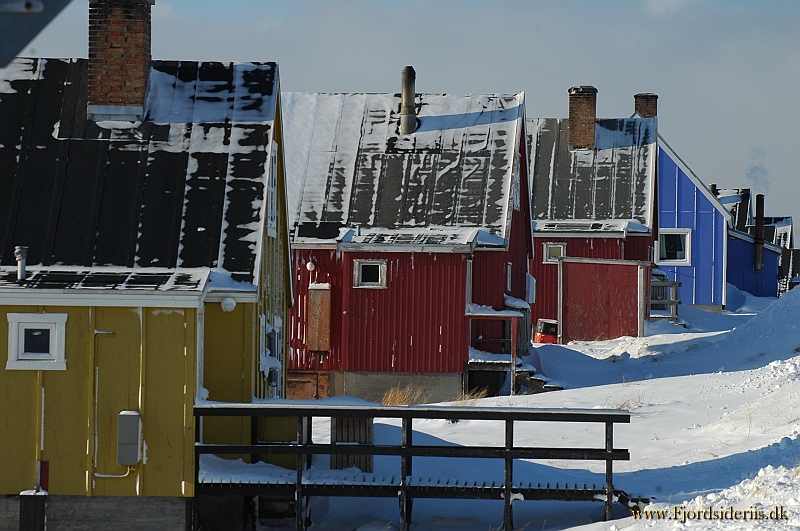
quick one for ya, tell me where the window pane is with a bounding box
[360,264,380,284]
[547,245,564,260]
[24,328,51,354]
[660,234,686,260]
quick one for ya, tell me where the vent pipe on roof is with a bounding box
[88,0,155,121]
[14,246,27,282]
[634,93,658,118]
[754,194,765,272]
[568,86,597,150]
[737,190,751,232]
[400,66,417,134]
[709,183,718,196]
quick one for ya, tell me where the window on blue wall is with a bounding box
[657,229,692,266]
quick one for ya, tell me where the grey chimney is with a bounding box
[14,246,27,282]
[400,66,417,134]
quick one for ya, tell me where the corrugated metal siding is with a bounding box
[342,252,468,373]
[289,250,469,373]
[289,249,345,371]
[624,234,654,262]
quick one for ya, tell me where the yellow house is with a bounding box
[0,14,291,526]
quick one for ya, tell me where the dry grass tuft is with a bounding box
[602,392,645,410]
[451,387,490,406]
[381,384,425,406]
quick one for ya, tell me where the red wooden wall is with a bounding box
[559,260,651,342]
[289,249,470,373]
[529,234,653,326]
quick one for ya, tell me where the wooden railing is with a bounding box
[650,280,682,323]
[193,402,644,531]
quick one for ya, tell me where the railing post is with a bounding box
[400,416,413,531]
[504,419,514,531]
[605,421,613,521]
[250,415,259,464]
[296,416,305,531]
[510,318,518,396]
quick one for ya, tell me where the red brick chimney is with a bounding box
[634,93,658,118]
[568,86,597,150]
[88,0,154,121]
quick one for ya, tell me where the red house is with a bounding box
[282,76,533,400]
[526,88,658,339]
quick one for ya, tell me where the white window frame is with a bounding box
[512,154,521,212]
[353,259,388,289]
[657,228,692,266]
[543,242,566,264]
[7,313,68,371]
[267,146,278,238]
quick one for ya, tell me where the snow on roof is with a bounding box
[0,58,280,285]
[532,219,650,234]
[527,117,657,228]
[283,92,525,248]
[0,266,209,292]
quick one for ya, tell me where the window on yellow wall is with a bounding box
[6,313,67,370]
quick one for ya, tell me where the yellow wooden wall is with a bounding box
[202,302,254,448]
[258,94,292,395]
[0,306,196,497]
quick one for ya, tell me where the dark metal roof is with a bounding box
[526,118,657,228]
[0,58,279,284]
[283,92,525,246]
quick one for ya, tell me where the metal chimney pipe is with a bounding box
[754,194,765,272]
[400,66,417,134]
[14,246,28,282]
[709,183,718,196]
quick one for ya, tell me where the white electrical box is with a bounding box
[117,410,142,466]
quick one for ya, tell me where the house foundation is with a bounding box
[1,496,189,531]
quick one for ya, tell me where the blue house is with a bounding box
[656,137,730,309]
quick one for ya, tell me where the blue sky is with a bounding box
[22,0,800,228]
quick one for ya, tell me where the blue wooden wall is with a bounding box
[727,236,779,298]
[658,146,727,306]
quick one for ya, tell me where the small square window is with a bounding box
[543,242,566,264]
[657,229,692,266]
[7,313,67,371]
[353,260,387,288]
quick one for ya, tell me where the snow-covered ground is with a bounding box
[260,285,800,531]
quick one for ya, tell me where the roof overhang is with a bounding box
[0,267,259,308]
